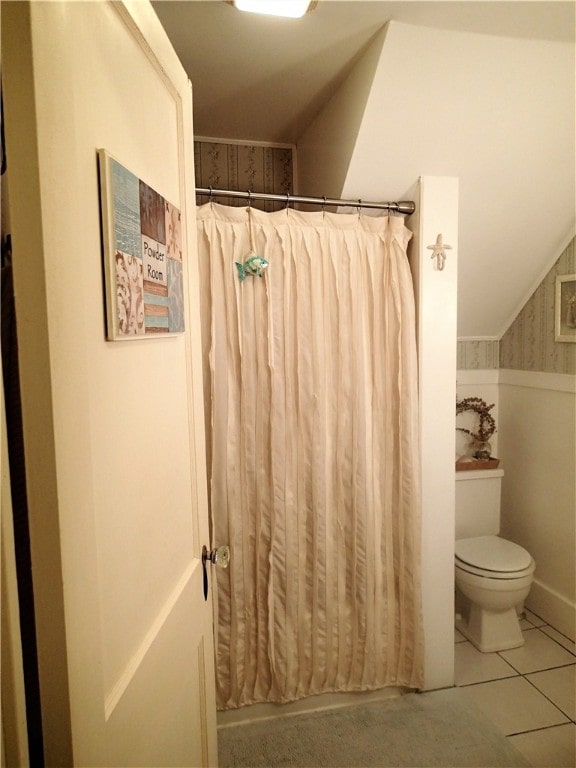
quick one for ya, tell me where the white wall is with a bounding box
[296,26,388,199]
[299,18,574,342]
[334,20,574,338]
[409,177,458,690]
[499,371,576,640]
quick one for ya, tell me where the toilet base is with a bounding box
[456,600,525,653]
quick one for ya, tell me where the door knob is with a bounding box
[201,545,230,600]
[206,545,230,568]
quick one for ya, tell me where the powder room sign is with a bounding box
[98,149,185,339]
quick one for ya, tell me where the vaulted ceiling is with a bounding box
[152,1,575,338]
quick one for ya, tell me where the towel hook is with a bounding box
[427,234,452,271]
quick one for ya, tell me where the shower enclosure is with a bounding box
[196,197,440,712]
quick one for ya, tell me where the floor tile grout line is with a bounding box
[538,628,576,657]
[458,675,519,688]
[457,664,574,691]
[524,610,576,651]
[542,632,576,663]
[493,650,524,676]
[493,626,576,674]
[500,660,576,676]
[455,675,522,688]
[525,662,576,676]
[521,669,575,722]
[457,636,575,679]
[455,640,519,683]
[523,609,548,626]
[536,619,576,640]
[455,624,576,738]
[492,650,525,676]
[506,720,575,738]
[456,636,576,684]
[532,624,576,654]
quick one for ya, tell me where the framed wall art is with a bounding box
[555,273,576,343]
[98,149,184,340]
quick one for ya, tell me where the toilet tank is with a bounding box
[455,468,504,539]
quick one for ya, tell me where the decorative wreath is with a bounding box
[456,397,497,443]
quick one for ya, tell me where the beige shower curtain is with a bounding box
[197,202,423,710]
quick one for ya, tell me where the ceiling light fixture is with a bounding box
[233,0,316,19]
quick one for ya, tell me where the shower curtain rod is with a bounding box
[196,187,416,216]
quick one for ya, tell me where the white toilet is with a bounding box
[455,468,535,653]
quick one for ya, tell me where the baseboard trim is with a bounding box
[526,578,575,641]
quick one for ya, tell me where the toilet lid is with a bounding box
[455,535,532,573]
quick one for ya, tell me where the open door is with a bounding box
[2,2,218,765]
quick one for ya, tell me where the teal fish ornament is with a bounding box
[235,252,269,282]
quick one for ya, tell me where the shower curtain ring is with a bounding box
[285,192,290,209]
[357,198,362,218]
[247,190,252,209]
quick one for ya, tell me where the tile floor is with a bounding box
[455,609,576,767]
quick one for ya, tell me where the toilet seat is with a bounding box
[455,535,534,580]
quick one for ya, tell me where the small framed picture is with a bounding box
[555,274,576,343]
[98,149,185,340]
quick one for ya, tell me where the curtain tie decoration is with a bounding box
[235,204,269,281]
[235,253,269,281]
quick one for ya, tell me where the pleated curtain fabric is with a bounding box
[197,202,424,710]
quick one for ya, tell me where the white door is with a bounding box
[2,2,218,765]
